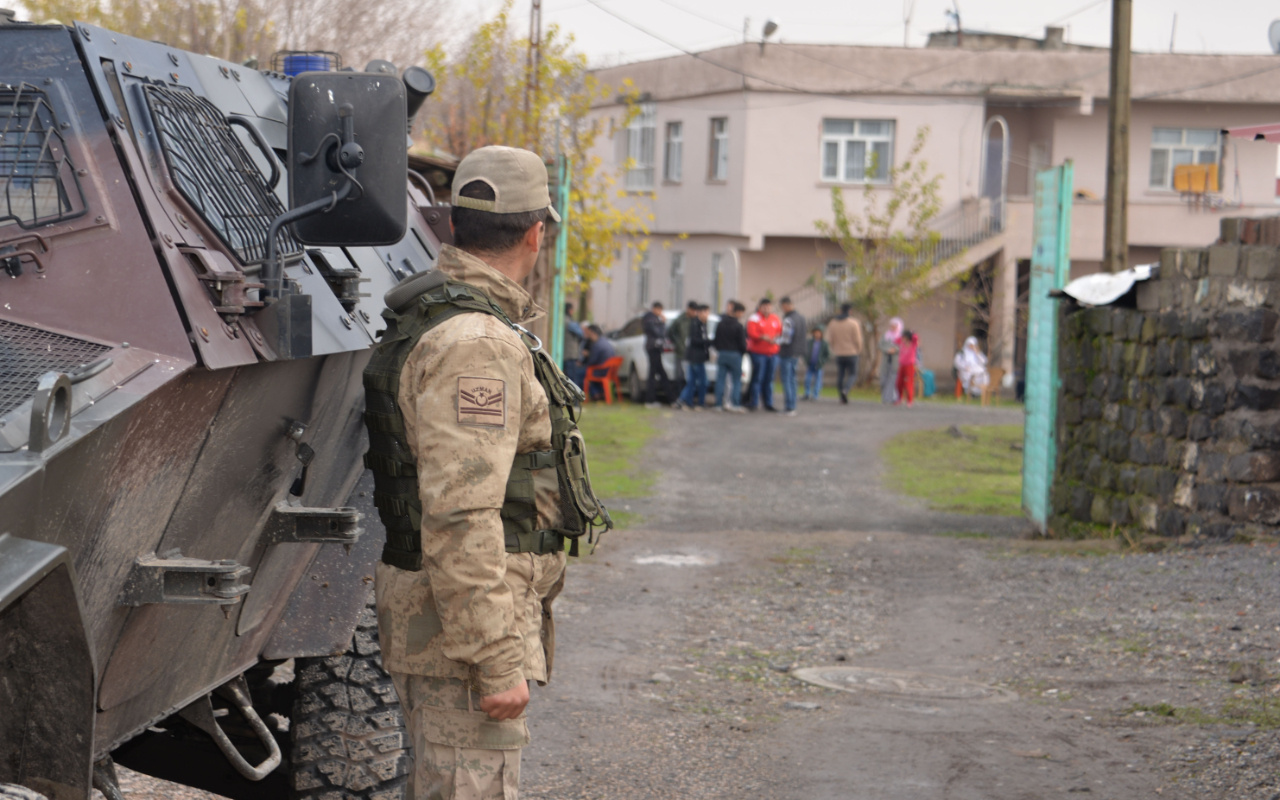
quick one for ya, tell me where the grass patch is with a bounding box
[934,531,993,540]
[882,424,1024,516]
[1127,697,1280,729]
[577,403,660,529]
[768,546,820,565]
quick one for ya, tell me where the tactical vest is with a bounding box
[362,272,612,571]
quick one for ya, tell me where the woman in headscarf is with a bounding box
[879,317,903,404]
[953,336,989,398]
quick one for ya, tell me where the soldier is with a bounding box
[363,146,610,799]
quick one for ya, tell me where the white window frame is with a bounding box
[637,252,651,309]
[824,260,848,283]
[709,117,729,181]
[710,252,723,310]
[664,121,683,183]
[670,252,685,308]
[1149,127,1221,191]
[821,119,894,184]
[623,103,656,190]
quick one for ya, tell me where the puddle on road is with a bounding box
[633,554,715,567]
[792,666,1014,702]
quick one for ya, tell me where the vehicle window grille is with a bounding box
[0,319,111,417]
[143,84,299,265]
[0,83,88,231]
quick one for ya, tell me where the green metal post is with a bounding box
[550,153,570,365]
[1021,160,1074,532]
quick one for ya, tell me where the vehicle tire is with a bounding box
[290,601,410,800]
[0,785,48,800]
[627,366,643,402]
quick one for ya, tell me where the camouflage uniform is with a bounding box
[375,244,567,799]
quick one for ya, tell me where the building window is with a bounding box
[664,121,683,183]
[710,252,723,310]
[1149,128,1220,190]
[709,117,729,181]
[637,252,651,309]
[670,252,684,307]
[824,260,848,282]
[821,119,894,183]
[623,103,656,190]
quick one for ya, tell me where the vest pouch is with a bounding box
[531,464,563,532]
[559,430,601,524]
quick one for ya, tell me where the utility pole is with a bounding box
[1103,0,1132,273]
[525,0,542,149]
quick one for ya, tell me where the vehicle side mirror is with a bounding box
[287,71,408,246]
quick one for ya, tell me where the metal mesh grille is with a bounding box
[144,84,299,265]
[0,319,111,417]
[0,83,88,230]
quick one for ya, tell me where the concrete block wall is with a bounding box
[1051,216,1280,540]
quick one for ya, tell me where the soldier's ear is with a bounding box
[524,220,544,253]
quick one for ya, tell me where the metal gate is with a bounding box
[1021,162,1074,531]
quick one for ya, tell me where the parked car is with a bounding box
[608,310,752,401]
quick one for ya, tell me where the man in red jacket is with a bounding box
[744,298,782,411]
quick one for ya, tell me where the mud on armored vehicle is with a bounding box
[0,12,448,800]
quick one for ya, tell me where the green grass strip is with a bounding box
[882,424,1025,516]
[577,403,660,528]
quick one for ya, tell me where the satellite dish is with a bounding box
[1270,19,1280,55]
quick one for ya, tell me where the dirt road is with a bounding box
[111,398,1279,799]
[522,399,1280,799]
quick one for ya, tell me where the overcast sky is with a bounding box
[475,0,1280,66]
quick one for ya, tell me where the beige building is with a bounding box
[586,29,1280,387]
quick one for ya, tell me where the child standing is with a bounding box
[802,327,830,401]
[896,329,920,407]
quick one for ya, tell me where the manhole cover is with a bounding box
[792,667,1014,701]
[632,554,713,567]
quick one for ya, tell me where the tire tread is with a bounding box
[290,603,408,800]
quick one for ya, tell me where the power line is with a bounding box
[1046,0,1108,27]
[648,0,927,92]
[651,0,739,34]
[582,0,817,94]
[585,0,1279,111]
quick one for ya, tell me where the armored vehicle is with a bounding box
[0,12,448,800]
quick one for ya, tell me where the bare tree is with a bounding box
[269,0,453,73]
[24,0,451,71]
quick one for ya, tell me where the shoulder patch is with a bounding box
[457,377,506,428]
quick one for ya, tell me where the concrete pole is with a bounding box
[1103,0,1132,273]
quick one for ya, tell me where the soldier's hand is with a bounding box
[480,681,530,720]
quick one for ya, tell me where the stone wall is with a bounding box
[1052,217,1280,539]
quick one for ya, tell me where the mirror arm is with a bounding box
[261,181,354,299]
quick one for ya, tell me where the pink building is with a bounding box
[586,29,1280,386]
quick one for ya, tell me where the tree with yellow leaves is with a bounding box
[421,0,650,292]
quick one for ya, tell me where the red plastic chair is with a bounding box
[584,356,623,404]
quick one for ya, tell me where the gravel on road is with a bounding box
[108,399,1280,799]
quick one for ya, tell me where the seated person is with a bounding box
[580,324,616,398]
[953,335,990,397]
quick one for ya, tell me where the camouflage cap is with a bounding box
[452,145,561,222]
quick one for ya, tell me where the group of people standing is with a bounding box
[641,297,870,415]
[638,299,993,411]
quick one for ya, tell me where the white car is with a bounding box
[608,310,752,402]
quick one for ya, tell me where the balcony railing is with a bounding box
[786,196,1001,323]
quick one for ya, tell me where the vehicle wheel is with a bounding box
[627,367,643,402]
[0,785,48,800]
[291,601,410,799]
